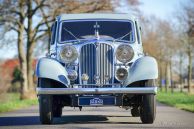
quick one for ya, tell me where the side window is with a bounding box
[51,22,57,45]
[135,21,141,44]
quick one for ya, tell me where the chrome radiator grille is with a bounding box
[80,43,114,85]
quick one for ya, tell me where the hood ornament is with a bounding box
[94,22,100,48]
[94,22,100,40]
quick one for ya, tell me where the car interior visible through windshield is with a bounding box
[60,20,135,43]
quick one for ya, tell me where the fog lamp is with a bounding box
[67,70,77,81]
[116,68,128,81]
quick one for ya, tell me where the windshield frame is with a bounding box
[58,19,136,44]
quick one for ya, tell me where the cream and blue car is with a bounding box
[36,14,158,124]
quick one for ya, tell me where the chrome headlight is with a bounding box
[60,45,78,63]
[116,44,134,63]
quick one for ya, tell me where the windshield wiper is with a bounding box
[63,27,80,42]
[113,31,132,42]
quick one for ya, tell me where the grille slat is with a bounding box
[80,43,113,86]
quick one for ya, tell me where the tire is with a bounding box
[131,107,140,117]
[53,106,62,117]
[38,78,53,124]
[140,80,156,124]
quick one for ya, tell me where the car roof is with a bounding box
[58,13,136,21]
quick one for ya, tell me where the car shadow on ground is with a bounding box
[0,116,40,126]
[0,115,140,126]
[54,115,140,124]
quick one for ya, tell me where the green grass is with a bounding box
[157,91,194,112]
[0,93,38,113]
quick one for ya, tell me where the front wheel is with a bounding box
[39,95,53,124]
[38,78,53,124]
[140,80,156,124]
[53,106,62,117]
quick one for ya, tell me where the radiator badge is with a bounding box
[90,98,103,105]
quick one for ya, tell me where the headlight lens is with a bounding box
[115,68,128,81]
[60,45,78,63]
[116,45,134,63]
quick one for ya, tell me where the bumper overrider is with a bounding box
[36,87,157,95]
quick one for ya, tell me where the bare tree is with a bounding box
[0,0,28,99]
[142,16,178,93]
[177,0,194,93]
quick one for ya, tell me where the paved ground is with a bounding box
[0,103,194,129]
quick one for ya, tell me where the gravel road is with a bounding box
[0,102,194,129]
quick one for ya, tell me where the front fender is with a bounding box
[124,56,158,86]
[36,57,70,87]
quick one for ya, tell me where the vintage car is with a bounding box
[36,13,158,124]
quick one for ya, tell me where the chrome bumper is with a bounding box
[36,87,157,95]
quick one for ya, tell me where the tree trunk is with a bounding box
[170,56,173,93]
[179,53,183,93]
[159,63,163,91]
[165,62,169,93]
[18,24,28,100]
[188,49,192,94]
[159,55,163,91]
[39,6,51,52]
[27,43,36,93]
[17,0,28,100]
[26,0,36,98]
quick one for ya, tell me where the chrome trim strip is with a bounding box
[36,87,157,95]
[76,84,120,86]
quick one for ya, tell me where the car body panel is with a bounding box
[124,56,158,86]
[36,57,70,87]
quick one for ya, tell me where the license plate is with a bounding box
[78,96,115,106]
[90,98,103,106]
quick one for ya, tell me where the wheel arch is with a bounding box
[36,57,70,87]
[124,56,158,86]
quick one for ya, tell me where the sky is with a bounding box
[139,0,189,20]
[0,0,190,59]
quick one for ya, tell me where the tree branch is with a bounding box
[38,29,48,32]
[35,31,48,42]
[32,18,54,41]
[10,26,19,33]
[10,10,24,20]
[31,0,48,16]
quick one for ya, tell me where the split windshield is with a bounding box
[59,20,135,43]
